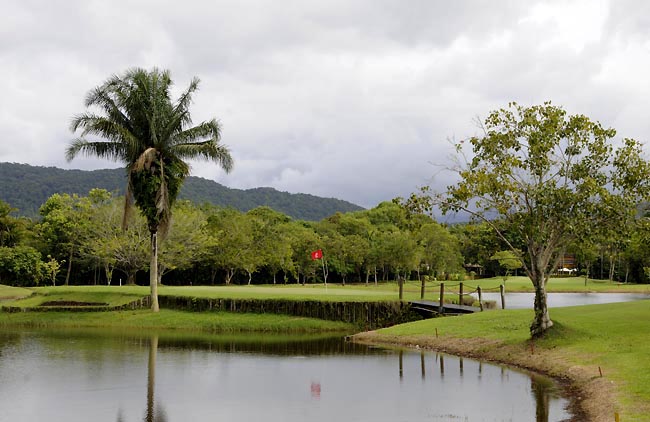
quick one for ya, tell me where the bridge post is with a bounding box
[438,283,445,315]
[459,282,463,306]
[477,286,484,311]
[420,276,425,299]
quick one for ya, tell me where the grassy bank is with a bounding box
[0,308,354,333]
[0,285,33,300]
[5,277,648,306]
[353,300,650,421]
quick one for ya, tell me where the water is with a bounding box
[0,329,571,422]
[477,292,650,309]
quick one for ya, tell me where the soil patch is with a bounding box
[39,301,108,307]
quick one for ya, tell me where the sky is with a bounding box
[1,0,649,210]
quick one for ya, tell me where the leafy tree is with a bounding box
[79,193,150,285]
[436,102,650,336]
[489,250,523,283]
[287,221,321,284]
[418,223,464,279]
[205,208,254,284]
[38,193,92,285]
[0,200,26,247]
[247,207,293,284]
[67,68,233,311]
[0,245,43,286]
[158,201,210,284]
[377,230,421,282]
[42,255,64,286]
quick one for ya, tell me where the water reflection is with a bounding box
[478,292,650,309]
[0,329,571,421]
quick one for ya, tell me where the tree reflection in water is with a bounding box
[399,351,556,422]
[115,335,167,422]
[144,335,168,422]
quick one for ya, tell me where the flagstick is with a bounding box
[321,253,328,291]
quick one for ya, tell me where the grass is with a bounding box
[359,300,650,420]
[0,308,354,333]
[4,276,647,307]
[0,285,33,299]
[8,290,144,308]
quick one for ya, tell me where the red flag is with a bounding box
[311,249,323,260]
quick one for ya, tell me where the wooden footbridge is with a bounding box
[408,300,480,317]
[397,281,506,317]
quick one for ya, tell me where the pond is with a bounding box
[477,292,650,309]
[0,329,572,421]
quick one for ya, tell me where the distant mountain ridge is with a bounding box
[0,162,364,221]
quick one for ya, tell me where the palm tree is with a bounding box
[67,68,233,311]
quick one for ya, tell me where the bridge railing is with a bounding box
[402,281,506,311]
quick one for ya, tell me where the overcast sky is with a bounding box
[1,0,649,209]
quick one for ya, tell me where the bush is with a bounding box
[0,246,44,286]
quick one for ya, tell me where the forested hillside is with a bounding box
[0,163,363,220]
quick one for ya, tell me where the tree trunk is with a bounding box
[65,246,74,286]
[150,232,160,312]
[127,271,135,285]
[608,254,616,282]
[247,271,252,285]
[225,268,234,285]
[530,277,553,337]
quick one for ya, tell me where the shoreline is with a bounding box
[351,331,615,422]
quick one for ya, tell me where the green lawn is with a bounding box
[368,300,650,420]
[6,277,647,306]
[0,308,353,333]
[0,285,33,299]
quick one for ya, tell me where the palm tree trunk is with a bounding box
[150,232,160,312]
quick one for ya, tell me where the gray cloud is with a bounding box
[1,0,649,209]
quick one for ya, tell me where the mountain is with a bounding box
[0,162,364,221]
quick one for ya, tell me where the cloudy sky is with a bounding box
[1,0,649,209]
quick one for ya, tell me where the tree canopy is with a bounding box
[67,68,233,311]
[435,102,650,336]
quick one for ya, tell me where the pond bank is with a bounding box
[352,301,650,421]
[0,309,355,333]
[352,332,601,421]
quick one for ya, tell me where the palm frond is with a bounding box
[170,119,221,146]
[70,114,137,147]
[172,142,233,173]
[66,138,127,162]
[84,87,132,133]
[164,77,200,135]
[134,148,158,171]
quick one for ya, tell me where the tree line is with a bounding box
[0,192,464,287]
[1,190,649,287]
